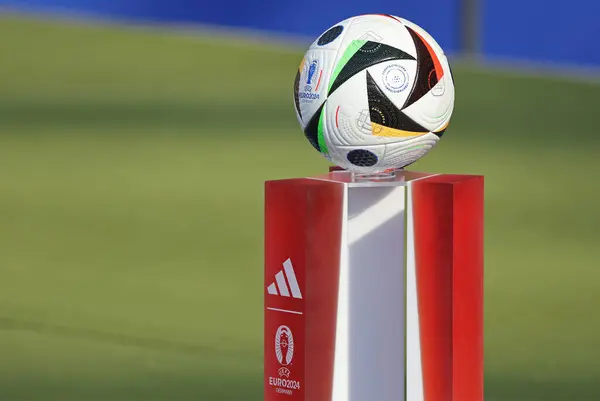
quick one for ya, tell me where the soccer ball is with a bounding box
[293,14,454,173]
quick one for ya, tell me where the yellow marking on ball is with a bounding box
[298,57,305,71]
[434,120,450,133]
[371,123,429,138]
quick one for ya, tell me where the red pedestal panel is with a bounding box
[264,179,344,401]
[265,171,484,401]
[411,175,484,401]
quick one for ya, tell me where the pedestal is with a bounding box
[264,169,484,401]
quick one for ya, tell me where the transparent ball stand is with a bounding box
[328,165,400,182]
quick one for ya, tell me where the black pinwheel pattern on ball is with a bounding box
[328,41,415,96]
[293,69,301,118]
[402,26,444,109]
[303,103,324,152]
[366,71,428,133]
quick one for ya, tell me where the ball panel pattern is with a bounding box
[397,17,445,57]
[303,103,324,152]
[328,41,415,96]
[409,26,444,81]
[309,17,354,50]
[328,40,364,93]
[316,107,328,154]
[383,134,438,168]
[323,69,380,145]
[293,69,301,119]
[401,65,454,132]
[343,14,417,59]
[366,71,429,134]
[347,149,378,167]
[365,60,416,114]
[335,107,364,145]
[432,120,450,138]
[317,25,344,46]
[403,26,440,109]
[434,127,447,138]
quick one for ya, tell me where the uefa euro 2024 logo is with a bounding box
[299,59,321,100]
[275,325,294,366]
[270,325,300,394]
[304,60,318,92]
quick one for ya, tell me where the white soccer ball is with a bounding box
[293,14,455,173]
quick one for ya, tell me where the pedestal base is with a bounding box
[264,170,484,401]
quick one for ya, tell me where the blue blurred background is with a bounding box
[0,1,599,401]
[3,0,600,65]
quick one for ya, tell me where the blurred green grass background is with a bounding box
[1,15,599,400]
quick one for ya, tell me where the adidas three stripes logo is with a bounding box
[267,258,302,299]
